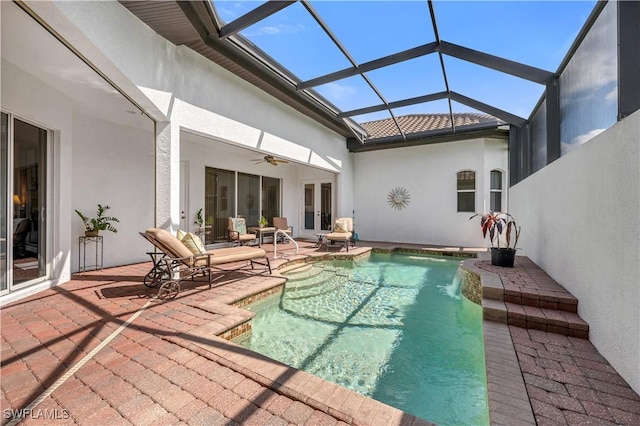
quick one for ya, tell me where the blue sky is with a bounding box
[213,1,597,123]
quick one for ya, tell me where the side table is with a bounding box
[79,236,103,272]
[247,226,276,247]
[314,233,328,248]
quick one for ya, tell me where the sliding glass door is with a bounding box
[1,114,7,293]
[1,113,49,296]
[204,167,281,243]
[261,177,280,225]
[237,172,260,228]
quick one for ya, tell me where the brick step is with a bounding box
[482,299,589,339]
[503,286,578,313]
[506,302,588,339]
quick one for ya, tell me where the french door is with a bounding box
[301,180,332,238]
[1,113,49,296]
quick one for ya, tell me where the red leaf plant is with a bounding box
[470,211,521,249]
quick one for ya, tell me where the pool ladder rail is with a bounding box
[273,229,299,259]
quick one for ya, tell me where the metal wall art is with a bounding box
[387,187,411,210]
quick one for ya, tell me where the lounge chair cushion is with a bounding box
[146,228,194,260]
[193,246,267,266]
[181,232,206,255]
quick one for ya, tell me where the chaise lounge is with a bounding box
[140,228,271,299]
[325,217,355,252]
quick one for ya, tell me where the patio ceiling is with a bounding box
[121,1,596,148]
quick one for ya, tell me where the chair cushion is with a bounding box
[326,231,352,241]
[231,217,248,235]
[176,229,187,240]
[238,233,256,242]
[333,218,350,233]
[181,232,206,255]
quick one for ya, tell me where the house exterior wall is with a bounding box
[47,0,353,232]
[71,112,155,269]
[509,109,640,394]
[353,137,508,247]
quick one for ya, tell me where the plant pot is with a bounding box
[85,230,99,237]
[491,247,516,267]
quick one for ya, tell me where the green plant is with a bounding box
[258,216,268,227]
[75,204,119,233]
[194,208,204,227]
[470,211,520,249]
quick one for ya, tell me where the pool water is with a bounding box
[233,253,488,425]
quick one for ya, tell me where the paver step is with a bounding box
[505,301,589,339]
[481,299,589,339]
[503,285,578,313]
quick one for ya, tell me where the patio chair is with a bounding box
[325,217,354,252]
[228,217,257,246]
[140,228,271,299]
[13,218,31,256]
[272,217,293,243]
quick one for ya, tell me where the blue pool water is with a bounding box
[233,253,488,425]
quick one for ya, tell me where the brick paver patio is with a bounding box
[1,240,638,425]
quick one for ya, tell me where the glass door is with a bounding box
[301,180,332,238]
[1,113,7,294]
[2,115,49,295]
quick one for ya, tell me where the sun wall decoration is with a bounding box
[387,186,411,210]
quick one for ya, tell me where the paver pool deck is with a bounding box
[1,240,639,425]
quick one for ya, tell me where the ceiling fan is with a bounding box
[252,155,289,166]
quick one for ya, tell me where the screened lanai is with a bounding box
[1,1,639,423]
[123,0,638,184]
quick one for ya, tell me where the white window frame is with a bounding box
[456,170,476,213]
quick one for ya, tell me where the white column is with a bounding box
[155,120,180,231]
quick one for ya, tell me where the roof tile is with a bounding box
[361,113,502,140]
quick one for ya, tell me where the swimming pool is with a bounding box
[233,252,488,425]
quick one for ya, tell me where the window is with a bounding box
[457,171,476,212]
[490,170,503,212]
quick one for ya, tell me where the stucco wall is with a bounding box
[353,138,508,247]
[71,112,155,269]
[509,110,640,393]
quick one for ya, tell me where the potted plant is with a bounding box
[75,204,119,237]
[470,211,521,267]
[194,208,205,231]
[258,216,268,228]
